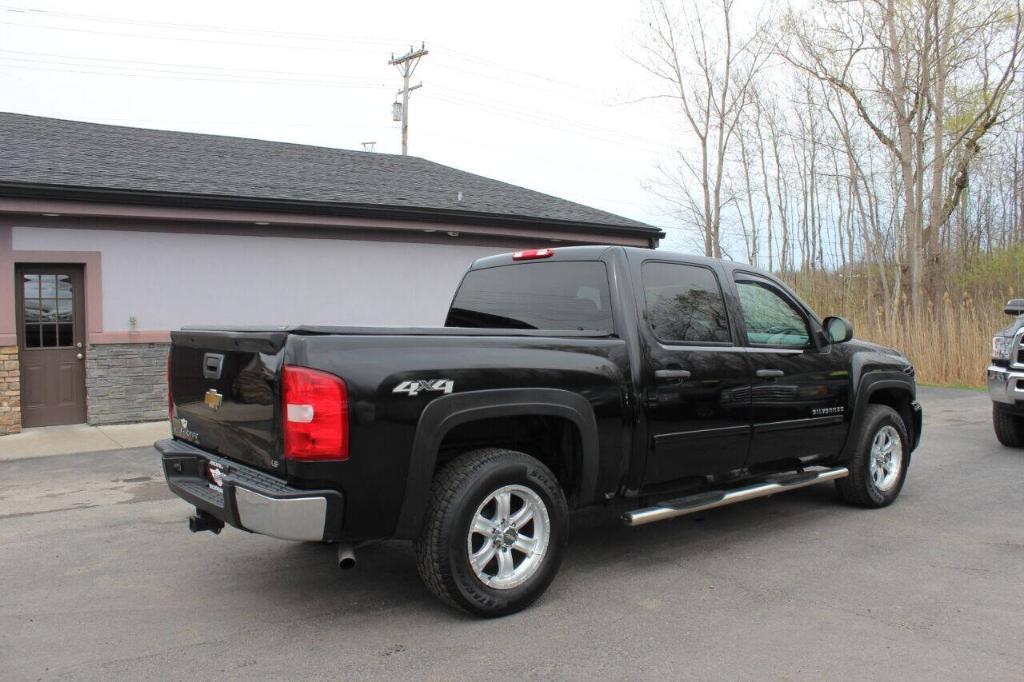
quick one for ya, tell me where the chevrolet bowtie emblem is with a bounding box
[204,389,223,410]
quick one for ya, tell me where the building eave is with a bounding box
[0,182,665,244]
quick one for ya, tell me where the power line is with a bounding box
[430,83,667,149]
[420,91,666,154]
[0,6,619,103]
[0,45,667,150]
[0,5,408,48]
[0,48,386,83]
[429,45,606,97]
[0,18,387,54]
[0,56,389,89]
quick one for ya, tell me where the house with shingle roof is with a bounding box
[0,113,661,431]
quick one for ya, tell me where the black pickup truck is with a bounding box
[989,298,1024,447]
[157,246,922,616]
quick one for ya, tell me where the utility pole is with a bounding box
[389,43,428,155]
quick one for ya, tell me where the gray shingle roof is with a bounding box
[0,112,658,235]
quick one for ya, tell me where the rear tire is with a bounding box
[415,448,568,617]
[836,404,910,508]
[993,405,1024,448]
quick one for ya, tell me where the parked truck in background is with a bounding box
[989,299,1024,447]
[157,246,922,616]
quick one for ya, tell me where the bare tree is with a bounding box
[636,0,768,257]
[779,0,1024,317]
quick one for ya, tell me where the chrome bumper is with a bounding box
[156,438,342,542]
[234,488,327,542]
[988,365,1024,405]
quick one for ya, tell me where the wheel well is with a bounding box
[868,388,915,441]
[435,415,583,506]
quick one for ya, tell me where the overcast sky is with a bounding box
[0,1,694,248]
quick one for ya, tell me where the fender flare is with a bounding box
[392,388,600,539]
[841,372,917,459]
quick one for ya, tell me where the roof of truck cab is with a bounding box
[469,245,774,277]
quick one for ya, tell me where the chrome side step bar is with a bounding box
[622,467,849,526]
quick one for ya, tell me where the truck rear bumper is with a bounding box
[155,438,343,542]
[988,366,1024,408]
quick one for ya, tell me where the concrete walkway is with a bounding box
[0,420,168,461]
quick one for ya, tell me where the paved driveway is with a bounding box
[1,388,1021,680]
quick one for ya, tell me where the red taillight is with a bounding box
[281,365,349,461]
[512,248,554,261]
[167,352,174,419]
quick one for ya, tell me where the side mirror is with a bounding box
[823,316,854,344]
[1005,299,1024,316]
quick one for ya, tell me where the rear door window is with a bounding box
[642,262,731,344]
[446,261,614,332]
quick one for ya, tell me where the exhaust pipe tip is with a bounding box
[336,542,356,570]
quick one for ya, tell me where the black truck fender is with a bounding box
[392,388,600,539]
[840,371,921,460]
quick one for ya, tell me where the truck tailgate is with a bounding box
[169,330,289,472]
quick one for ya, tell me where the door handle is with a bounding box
[756,369,784,378]
[76,353,84,360]
[655,369,691,380]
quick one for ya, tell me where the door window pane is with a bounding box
[39,274,57,299]
[23,274,39,300]
[41,324,58,347]
[58,324,74,346]
[57,275,72,298]
[38,299,58,322]
[642,262,731,344]
[57,298,72,322]
[735,280,810,347]
[24,324,41,348]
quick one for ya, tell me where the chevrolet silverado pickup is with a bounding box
[989,298,1024,447]
[158,246,922,616]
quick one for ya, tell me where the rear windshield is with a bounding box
[445,261,615,333]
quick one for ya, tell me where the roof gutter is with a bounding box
[0,182,665,243]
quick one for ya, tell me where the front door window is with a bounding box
[735,280,810,347]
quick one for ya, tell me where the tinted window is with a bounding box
[735,279,810,347]
[446,261,615,332]
[642,262,730,343]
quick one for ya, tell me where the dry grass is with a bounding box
[791,271,1016,388]
[846,295,1006,388]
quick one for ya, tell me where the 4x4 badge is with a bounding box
[393,379,454,397]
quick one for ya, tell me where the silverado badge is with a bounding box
[171,417,200,443]
[204,389,224,410]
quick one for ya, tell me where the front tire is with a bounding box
[992,404,1024,448]
[415,448,568,617]
[836,404,910,508]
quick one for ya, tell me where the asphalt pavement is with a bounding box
[1,387,1022,680]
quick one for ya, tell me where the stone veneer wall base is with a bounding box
[86,342,169,425]
[0,345,21,434]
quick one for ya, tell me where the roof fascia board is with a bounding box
[0,197,656,247]
[0,182,665,241]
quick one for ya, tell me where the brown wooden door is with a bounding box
[16,265,87,427]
